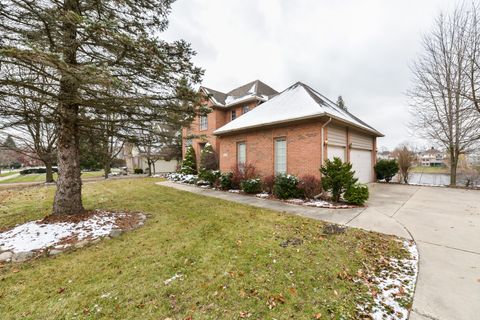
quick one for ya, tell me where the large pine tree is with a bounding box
[0,1,203,215]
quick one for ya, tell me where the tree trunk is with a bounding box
[45,161,54,183]
[450,152,458,186]
[104,159,111,179]
[52,0,84,215]
[147,159,152,176]
[152,161,156,175]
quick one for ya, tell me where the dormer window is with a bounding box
[242,106,250,114]
[231,110,237,120]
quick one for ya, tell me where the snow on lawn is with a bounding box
[0,212,123,253]
[358,240,419,320]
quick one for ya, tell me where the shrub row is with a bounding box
[172,157,369,205]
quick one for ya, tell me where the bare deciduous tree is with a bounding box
[409,5,480,186]
[392,144,415,184]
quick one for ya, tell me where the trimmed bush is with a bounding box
[180,145,197,174]
[374,159,399,182]
[134,168,144,174]
[320,157,357,202]
[198,169,221,186]
[297,175,322,199]
[344,183,369,205]
[231,163,258,189]
[219,172,233,190]
[273,174,303,199]
[241,178,262,193]
[262,174,276,194]
[200,143,218,170]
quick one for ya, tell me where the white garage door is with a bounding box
[350,149,373,183]
[328,146,346,162]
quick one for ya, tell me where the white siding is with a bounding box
[327,125,347,146]
[351,131,373,150]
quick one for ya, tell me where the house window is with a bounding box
[231,110,237,121]
[274,138,287,174]
[242,105,249,114]
[237,142,246,168]
[200,115,208,130]
[186,139,192,147]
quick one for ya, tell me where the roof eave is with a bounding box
[214,113,384,137]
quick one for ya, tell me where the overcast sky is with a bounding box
[163,0,458,150]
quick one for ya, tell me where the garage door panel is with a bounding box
[328,146,346,162]
[351,131,373,150]
[350,149,373,183]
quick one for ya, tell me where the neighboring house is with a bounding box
[183,81,383,183]
[419,148,446,167]
[377,150,395,160]
[122,143,178,174]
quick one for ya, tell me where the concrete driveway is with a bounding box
[358,184,480,320]
[158,181,480,320]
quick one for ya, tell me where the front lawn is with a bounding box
[0,178,409,319]
[0,171,105,184]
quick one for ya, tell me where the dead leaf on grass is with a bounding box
[313,312,322,319]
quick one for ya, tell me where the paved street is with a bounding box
[158,181,480,320]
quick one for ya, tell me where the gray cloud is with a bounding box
[164,0,457,149]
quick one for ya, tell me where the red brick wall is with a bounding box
[218,121,324,178]
[182,98,260,168]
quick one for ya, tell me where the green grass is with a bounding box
[0,171,104,184]
[409,166,449,174]
[0,179,407,319]
[0,171,17,178]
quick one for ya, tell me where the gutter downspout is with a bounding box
[320,117,332,166]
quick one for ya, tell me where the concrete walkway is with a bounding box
[157,181,480,320]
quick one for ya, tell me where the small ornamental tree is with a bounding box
[200,143,218,170]
[181,145,197,174]
[320,157,357,202]
[374,159,399,182]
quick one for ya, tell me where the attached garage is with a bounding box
[350,130,374,183]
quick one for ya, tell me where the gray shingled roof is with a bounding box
[201,80,278,107]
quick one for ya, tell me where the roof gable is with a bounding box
[201,80,278,107]
[214,82,383,136]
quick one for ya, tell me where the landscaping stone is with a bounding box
[49,249,63,256]
[12,251,34,262]
[74,240,89,248]
[323,223,347,235]
[109,229,122,238]
[0,251,13,262]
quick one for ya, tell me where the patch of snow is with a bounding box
[247,82,257,94]
[285,199,305,205]
[304,200,332,208]
[164,273,183,285]
[255,193,269,199]
[358,240,419,320]
[0,214,118,253]
[228,189,241,193]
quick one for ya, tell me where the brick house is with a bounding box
[183,80,383,183]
